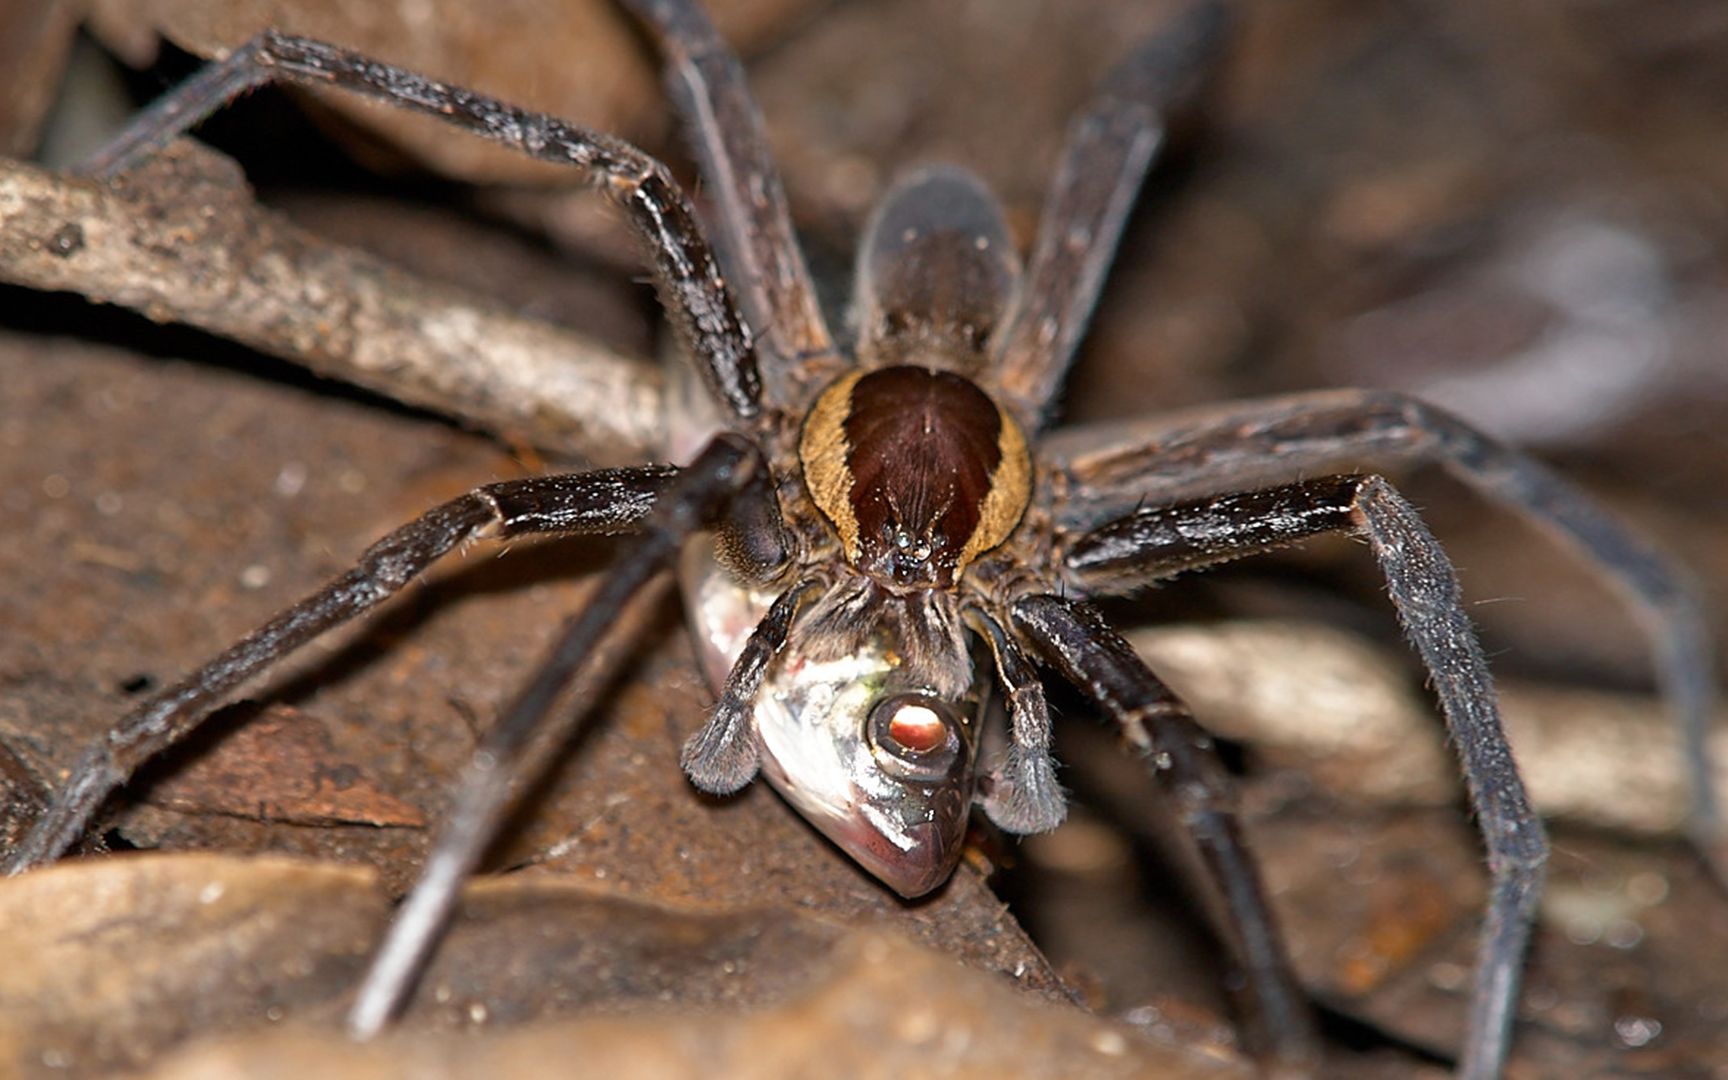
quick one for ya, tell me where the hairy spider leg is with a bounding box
[1061,475,1548,1080]
[991,1,1226,431]
[680,578,822,793]
[2,467,675,874]
[1011,594,1319,1073]
[1051,389,1722,882]
[349,434,783,1035]
[75,30,765,426]
[622,0,845,404]
[967,612,1062,834]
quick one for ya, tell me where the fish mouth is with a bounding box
[839,815,967,899]
[760,749,975,899]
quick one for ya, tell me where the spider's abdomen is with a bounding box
[800,365,1030,588]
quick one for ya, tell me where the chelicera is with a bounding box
[3,2,1718,1078]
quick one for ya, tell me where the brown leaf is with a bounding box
[0,736,49,854]
[144,704,426,827]
[0,854,1250,1080]
[84,0,818,185]
[0,854,388,1077]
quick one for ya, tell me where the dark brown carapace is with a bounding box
[800,365,1030,590]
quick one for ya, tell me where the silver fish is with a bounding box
[680,542,985,896]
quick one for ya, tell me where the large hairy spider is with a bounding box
[2,1,1717,1077]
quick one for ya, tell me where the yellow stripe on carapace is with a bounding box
[799,369,866,560]
[956,405,1030,575]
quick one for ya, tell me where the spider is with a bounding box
[1,1,1718,1077]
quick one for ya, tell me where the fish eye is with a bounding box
[866,692,961,778]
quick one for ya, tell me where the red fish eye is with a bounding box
[867,692,962,779]
[888,702,946,752]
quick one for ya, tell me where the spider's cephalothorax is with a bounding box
[6,1,1718,1076]
[800,365,1031,591]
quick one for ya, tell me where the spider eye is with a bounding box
[867,692,961,778]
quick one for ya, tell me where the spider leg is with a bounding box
[1049,387,1720,879]
[1064,474,1548,1080]
[971,610,1065,833]
[991,1,1225,430]
[1010,593,1318,1074]
[2,465,685,875]
[77,31,763,424]
[622,0,844,404]
[681,578,820,793]
[349,432,773,1036]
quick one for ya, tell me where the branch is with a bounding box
[0,142,664,463]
